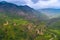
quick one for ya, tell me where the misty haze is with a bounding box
[0,0,60,40]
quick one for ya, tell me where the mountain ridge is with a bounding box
[0,1,49,23]
[38,8,60,18]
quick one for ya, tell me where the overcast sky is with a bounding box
[0,0,60,9]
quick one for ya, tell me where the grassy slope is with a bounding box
[0,13,60,40]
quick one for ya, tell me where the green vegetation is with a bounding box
[48,20,60,40]
[0,13,60,40]
[0,1,60,40]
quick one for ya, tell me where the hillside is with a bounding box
[47,17,60,29]
[38,8,60,18]
[0,1,60,40]
[0,1,49,22]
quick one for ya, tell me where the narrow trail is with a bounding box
[49,32,57,40]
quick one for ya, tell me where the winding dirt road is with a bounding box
[49,32,57,40]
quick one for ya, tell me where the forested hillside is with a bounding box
[0,1,60,40]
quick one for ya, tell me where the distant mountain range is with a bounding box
[0,1,49,22]
[1,1,60,22]
[38,8,60,18]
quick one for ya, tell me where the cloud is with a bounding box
[31,0,39,3]
[0,0,60,9]
[26,0,60,9]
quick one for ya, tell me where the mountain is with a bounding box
[38,8,60,30]
[47,17,60,29]
[0,1,60,40]
[47,17,60,25]
[0,1,48,22]
[38,8,60,19]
